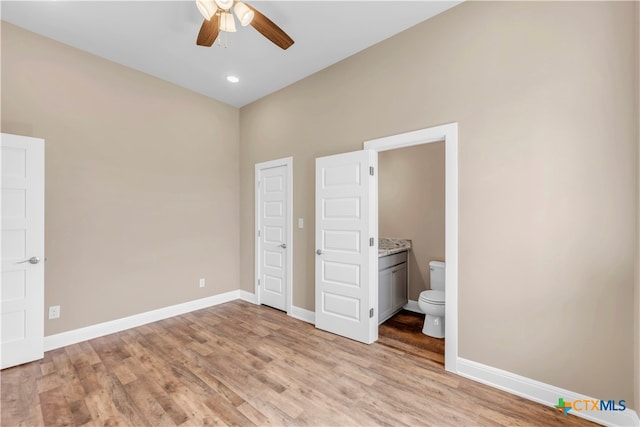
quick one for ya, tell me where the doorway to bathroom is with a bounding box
[376,140,446,367]
[313,123,458,372]
[364,122,458,373]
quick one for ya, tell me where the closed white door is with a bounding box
[256,163,290,311]
[1,133,45,369]
[315,150,378,344]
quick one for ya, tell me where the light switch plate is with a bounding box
[298,218,304,229]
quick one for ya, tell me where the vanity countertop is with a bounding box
[379,237,411,257]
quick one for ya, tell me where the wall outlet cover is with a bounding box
[48,305,60,319]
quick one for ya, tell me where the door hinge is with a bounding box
[369,308,374,318]
[258,278,260,286]
[369,166,374,176]
[369,237,374,247]
[258,229,261,237]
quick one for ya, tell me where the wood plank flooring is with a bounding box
[379,310,445,366]
[1,300,595,426]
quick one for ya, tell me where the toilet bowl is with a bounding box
[418,261,445,338]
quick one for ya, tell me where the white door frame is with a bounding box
[364,122,458,374]
[255,157,293,313]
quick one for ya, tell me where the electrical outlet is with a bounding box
[199,278,205,288]
[48,305,60,319]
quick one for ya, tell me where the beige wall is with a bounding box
[1,23,240,335]
[240,1,637,406]
[379,142,445,300]
[635,0,640,413]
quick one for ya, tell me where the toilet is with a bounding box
[418,261,446,338]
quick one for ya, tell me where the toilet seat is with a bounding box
[419,290,445,305]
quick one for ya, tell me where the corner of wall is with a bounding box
[2,24,243,335]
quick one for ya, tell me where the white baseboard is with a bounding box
[239,290,258,304]
[238,292,314,324]
[457,357,639,427]
[289,305,315,324]
[403,299,423,314]
[44,290,240,351]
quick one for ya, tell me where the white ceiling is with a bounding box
[1,1,461,107]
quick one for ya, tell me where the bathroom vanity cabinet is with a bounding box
[378,251,408,324]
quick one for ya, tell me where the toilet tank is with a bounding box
[429,261,446,291]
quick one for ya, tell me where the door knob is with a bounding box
[279,243,287,249]
[316,249,324,255]
[17,256,40,265]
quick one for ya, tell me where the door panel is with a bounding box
[257,164,288,311]
[323,197,361,219]
[378,268,392,324]
[322,261,360,287]
[315,150,377,344]
[323,230,360,253]
[1,133,45,369]
[392,263,408,311]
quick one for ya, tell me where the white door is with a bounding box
[315,150,377,344]
[1,133,45,369]
[256,161,291,312]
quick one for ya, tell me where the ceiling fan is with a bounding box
[195,0,294,50]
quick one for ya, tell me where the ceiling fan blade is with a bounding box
[197,15,220,47]
[246,4,294,50]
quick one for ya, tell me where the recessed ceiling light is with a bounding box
[226,75,239,83]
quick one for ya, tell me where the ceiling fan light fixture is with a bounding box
[219,12,237,32]
[195,0,217,21]
[214,0,234,10]
[233,2,254,26]
[195,1,294,50]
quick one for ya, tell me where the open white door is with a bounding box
[1,133,45,369]
[315,150,377,344]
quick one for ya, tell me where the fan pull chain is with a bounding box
[218,30,228,48]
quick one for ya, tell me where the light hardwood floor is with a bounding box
[1,300,595,426]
